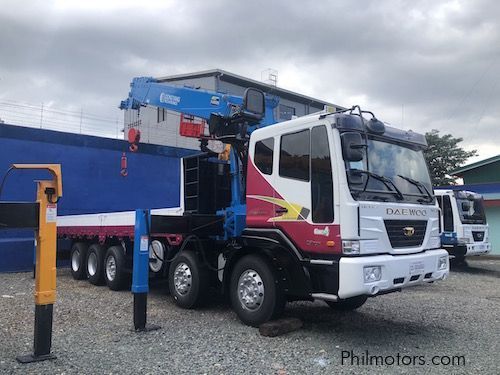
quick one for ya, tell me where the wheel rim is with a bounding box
[238,269,264,311]
[173,262,192,295]
[71,249,80,272]
[88,252,98,276]
[106,255,116,281]
[149,240,164,273]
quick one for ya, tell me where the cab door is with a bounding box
[272,124,339,254]
[246,136,277,228]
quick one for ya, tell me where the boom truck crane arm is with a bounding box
[119,76,278,138]
[119,76,279,238]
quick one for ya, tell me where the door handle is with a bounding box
[275,207,288,214]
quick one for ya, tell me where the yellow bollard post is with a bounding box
[13,164,62,363]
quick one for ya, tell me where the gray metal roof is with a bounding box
[156,69,343,109]
[451,154,500,175]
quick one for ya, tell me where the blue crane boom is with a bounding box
[119,76,278,133]
[119,76,279,239]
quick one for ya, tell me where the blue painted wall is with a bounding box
[0,124,196,272]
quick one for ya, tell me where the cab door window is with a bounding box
[311,125,334,223]
[442,195,454,232]
[279,129,310,181]
[254,138,274,175]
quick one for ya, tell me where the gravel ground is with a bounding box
[0,258,499,374]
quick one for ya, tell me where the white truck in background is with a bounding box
[435,189,491,262]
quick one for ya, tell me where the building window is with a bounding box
[279,129,310,181]
[279,104,296,121]
[311,125,334,223]
[254,138,274,175]
[157,108,166,123]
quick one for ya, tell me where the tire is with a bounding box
[168,250,209,309]
[230,254,285,327]
[149,240,166,276]
[86,244,106,285]
[452,255,466,265]
[104,246,128,291]
[325,295,368,311]
[70,242,88,280]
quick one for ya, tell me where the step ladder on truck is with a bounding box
[57,77,449,327]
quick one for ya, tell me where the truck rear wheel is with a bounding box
[70,242,88,280]
[104,246,128,291]
[86,244,106,285]
[168,250,209,309]
[230,254,285,327]
[325,295,368,311]
[149,240,165,275]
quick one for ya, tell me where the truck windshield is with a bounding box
[454,192,487,224]
[345,136,434,204]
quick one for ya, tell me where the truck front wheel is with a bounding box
[104,246,128,291]
[230,254,285,327]
[168,250,209,309]
[70,242,88,280]
[325,295,368,311]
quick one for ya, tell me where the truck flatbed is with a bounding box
[57,207,183,239]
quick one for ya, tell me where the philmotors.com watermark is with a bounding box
[341,350,466,367]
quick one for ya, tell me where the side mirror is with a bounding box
[461,201,471,211]
[242,88,265,121]
[347,170,364,185]
[341,132,366,162]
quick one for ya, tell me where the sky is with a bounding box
[0,0,499,161]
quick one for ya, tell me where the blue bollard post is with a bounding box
[131,209,160,331]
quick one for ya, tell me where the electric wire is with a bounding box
[0,99,121,139]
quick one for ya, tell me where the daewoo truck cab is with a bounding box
[245,107,448,309]
[435,189,491,261]
[60,78,449,326]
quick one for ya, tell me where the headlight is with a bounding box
[438,255,448,270]
[458,237,471,244]
[342,240,360,255]
[363,266,382,282]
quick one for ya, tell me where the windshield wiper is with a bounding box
[349,169,404,200]
[397,174,434,202]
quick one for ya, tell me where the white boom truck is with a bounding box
[58,78,449,326]
[435,189,491,261]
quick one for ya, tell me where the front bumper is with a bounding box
[465,242,491,256]
[337,249,449,299]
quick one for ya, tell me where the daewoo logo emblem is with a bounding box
[403,227,415,237]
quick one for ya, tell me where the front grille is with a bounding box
[384,220,427,248]
[472,231,485,242]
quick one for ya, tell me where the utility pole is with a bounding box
[40,103,44,128]
[80,108,83,133]
[401,104,405,127]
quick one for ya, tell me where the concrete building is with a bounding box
[450,155,500,255]
[123,69,342,149]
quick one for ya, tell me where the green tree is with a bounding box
[424,129,477,186]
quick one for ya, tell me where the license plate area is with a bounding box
[409,261,425,275]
